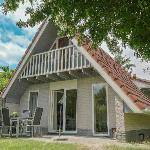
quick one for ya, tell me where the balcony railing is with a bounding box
[20,45,91,78]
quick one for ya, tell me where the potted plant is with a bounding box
[10,112,18,118]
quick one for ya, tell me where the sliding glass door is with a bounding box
[66,89,77,131]
[93,84,108,135]
[52,89,77,133]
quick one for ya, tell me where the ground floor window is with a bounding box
[29,92,38,116]
[93,84,108,135]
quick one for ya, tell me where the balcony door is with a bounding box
[92,84,109,136]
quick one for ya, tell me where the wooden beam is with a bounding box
[27,77,41,84]
[82,67,96,77]
[57,72,71,80]
[36,75,50,83]
[46,74,61,81]
[69,70,81,79]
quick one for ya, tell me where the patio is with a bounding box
[28,135,117,150]
[28,135,150,150]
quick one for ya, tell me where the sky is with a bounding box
[0,1,149,80]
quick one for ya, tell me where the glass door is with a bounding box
[65,89,77,131]
[53,89,64,132]
[52,89,77,133]
[93,84,108,135]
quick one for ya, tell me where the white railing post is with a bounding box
[32,56,35,75]
[61,49,64,71]
[48,52,50,73]
[76,50,79,68]
[68,47,71,70]
[50,51,53,73]
[53,50,56,72]
[65,48,67,70]
[57,50,60,72]
[72,47,75,69]
[44,53,47,74]
[38,54,40,75]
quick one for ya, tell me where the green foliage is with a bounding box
[1,0,150,61]
[0,66,15,95]
[106,36,135,72]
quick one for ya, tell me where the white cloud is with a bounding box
[101,42,150,80]
[0,41,25,65]
[7,32,30,47]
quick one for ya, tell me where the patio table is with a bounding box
[10,117,33,137]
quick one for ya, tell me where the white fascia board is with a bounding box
[72,38,142,113]
[2,18,50,99]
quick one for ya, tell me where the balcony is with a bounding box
[20,45,96,82]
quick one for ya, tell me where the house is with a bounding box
[1,18,150,142]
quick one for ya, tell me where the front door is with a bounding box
[52,89,77,133]
[53,89,64,131]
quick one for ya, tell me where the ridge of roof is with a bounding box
[80,39,150,110]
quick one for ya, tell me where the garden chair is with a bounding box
[0,109,2,137]
[1,108,17,137]
[23,107,43,137]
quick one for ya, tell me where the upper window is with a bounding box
[141,88,150,99]
[51,37,70,49]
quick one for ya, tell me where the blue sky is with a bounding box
[0,2,149,79]
[0,1,38,69]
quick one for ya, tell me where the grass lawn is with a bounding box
[106,144,150,150]
[0,139,88,150]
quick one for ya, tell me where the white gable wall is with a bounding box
[16,76,117,136]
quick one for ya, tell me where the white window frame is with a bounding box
[28,90,39,111]
[49,88,77,134]
[92,83,110,136]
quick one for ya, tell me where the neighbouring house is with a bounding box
[1,18,150,142]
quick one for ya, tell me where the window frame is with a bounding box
[92,83,110,136]
[28,90,39,115]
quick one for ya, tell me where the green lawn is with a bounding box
[0,139,88,150]
[106,144,150,150]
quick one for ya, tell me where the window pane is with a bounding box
[53,89,64,131]
[66,89,77,131]
[93,84,108,134]
[29,92,38,116]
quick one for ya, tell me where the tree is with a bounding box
[0,66,15,95]
[1,0,150,61]
[106,36,135,72]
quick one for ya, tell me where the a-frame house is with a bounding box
[2,18,150,141]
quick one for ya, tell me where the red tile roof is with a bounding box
[81,40,150,110]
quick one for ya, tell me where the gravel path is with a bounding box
[29,135,150,150]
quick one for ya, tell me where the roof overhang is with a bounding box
[72,38,142,113]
